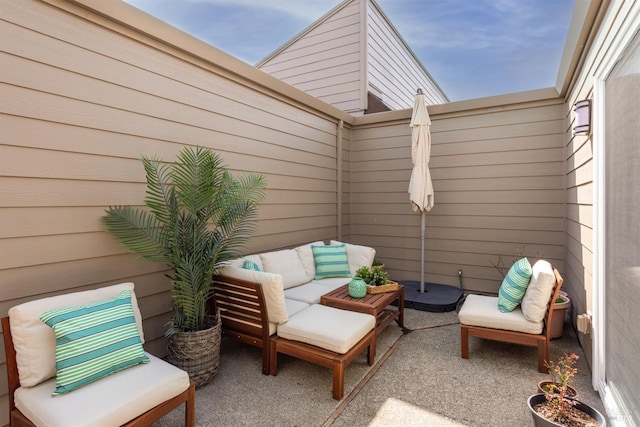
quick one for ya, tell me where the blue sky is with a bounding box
[124,0,576,101]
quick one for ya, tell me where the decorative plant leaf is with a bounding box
[102,146,266,334]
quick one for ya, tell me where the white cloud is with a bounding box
[173,0,342,22]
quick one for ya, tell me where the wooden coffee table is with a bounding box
[320,284,404,337]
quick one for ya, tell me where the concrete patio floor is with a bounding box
[154,307,606,426]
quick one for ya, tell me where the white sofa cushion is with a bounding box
[284,282,338,304]
[15,353,190,427]
[277,305,375,354]
[220,266,288,324]
[311,277,352,292]
[269,299,311,336]
[294,241,324,281]
[8,283,144,388]
[458,294,543,334]
[260,249,310,289]
[330,240,376,276]
[521,260,557,322]
[285,298,311,318]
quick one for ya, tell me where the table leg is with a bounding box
[397,289,405,328]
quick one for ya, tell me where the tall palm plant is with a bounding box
[102,146,266,336]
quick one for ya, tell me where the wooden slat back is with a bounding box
[544,268,564,340]
[211,275,270,339]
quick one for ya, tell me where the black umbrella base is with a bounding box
[398,281,463,312]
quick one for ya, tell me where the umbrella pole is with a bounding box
[420,210,426,293]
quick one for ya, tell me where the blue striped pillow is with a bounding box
[243,259,262,272]
[40,290,149,396]
[498,258,533,312]
[312,243,351,280]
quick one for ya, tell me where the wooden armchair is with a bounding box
[459,267,563,373]
[2,283,195,427]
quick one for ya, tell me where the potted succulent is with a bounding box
[102,146,266,387]
[355,265,398,294]
[372,259,385,270]
[528,353,606,426]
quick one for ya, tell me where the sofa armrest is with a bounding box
[211,274,273,375]
[218,266,288,324]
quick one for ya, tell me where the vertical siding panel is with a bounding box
[366,1,448,109]
[258,1,364,113]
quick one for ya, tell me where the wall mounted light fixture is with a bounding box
[573,99,591,135]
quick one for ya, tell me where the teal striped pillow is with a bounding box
[243,259,262,272]
[498,258,533,312]
[40,290,149,396]
[312,243,351,280]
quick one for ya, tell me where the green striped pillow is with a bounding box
[40,290,149,396]
[312,243,351,280]
[498,258,533,312]
[243,259,262,272]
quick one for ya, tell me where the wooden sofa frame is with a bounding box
[270,330,375,400]
[460,268,564,373]
[211,274,376,400]
[211,274,272,375]
[2,316,196,427]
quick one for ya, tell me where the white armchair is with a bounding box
[2,283,195,427]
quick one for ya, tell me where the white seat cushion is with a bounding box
[311,277,351,291]
[268,299,311,335]
[15,353,190,427]
[284,282,337,304]
[458,294,543,334]
[285,298,310,317]
[277,304,375,354]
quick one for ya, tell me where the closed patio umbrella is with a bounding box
[408,88,433,293]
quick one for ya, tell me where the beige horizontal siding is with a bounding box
[350,98,565,294]
[0,0,345,380]
[366,1,448,107]
[4,0,632,422]
[559,1,637,367]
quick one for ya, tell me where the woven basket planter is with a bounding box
[366,281,399,294]
[167,318,222,388]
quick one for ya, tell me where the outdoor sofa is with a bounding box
[211,241,378,400]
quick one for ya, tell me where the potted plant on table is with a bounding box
[355,265,398,294]
[528,353,606,426]
[102,146,266,388]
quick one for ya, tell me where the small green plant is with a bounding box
[372,259,384,267]
[355,265,391,286]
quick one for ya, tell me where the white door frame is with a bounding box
[592,3,640,425]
